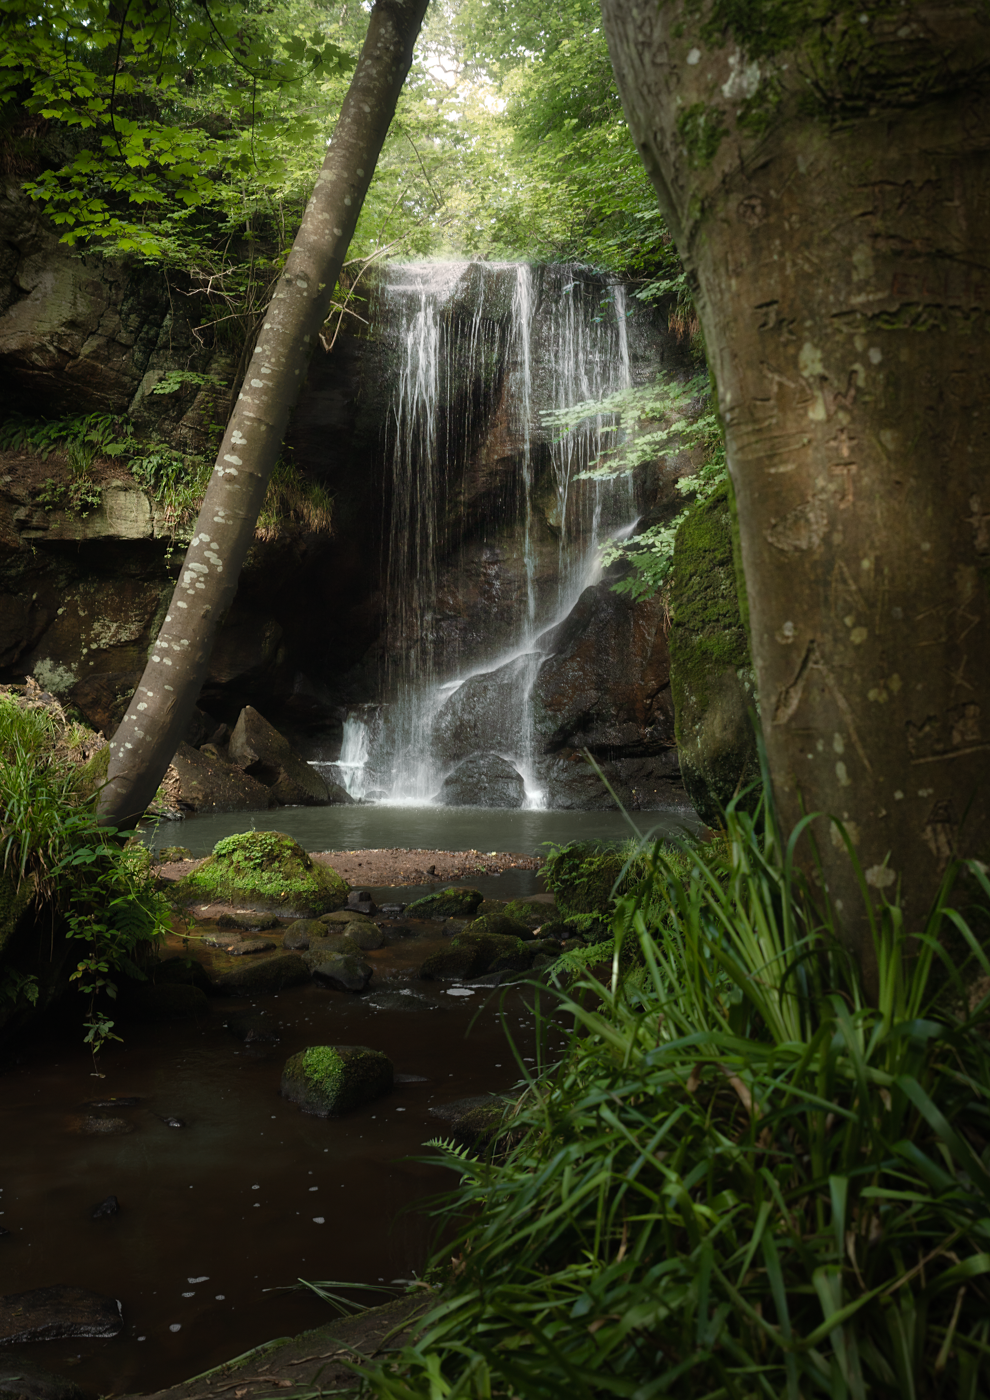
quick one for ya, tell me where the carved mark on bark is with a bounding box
[773,638,873,774]
[765,482,831,553]
[923,799,957,872]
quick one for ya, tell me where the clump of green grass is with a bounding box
[351,795,990,1400]
[0,691,168,1055]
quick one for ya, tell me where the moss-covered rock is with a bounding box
[215,951,310,995]
[541,842,633,920]
[157,845,193,863]
[462,912,532,941]
[311,954,373,993]
[669,478,760,827]
[405,887,483,919]
[171,832,348,915]
[280,1044,393,1115]
[320,909,375,927]
[420,929,533,980]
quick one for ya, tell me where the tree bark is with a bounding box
[600,1,990,978]
[98,0,430,828]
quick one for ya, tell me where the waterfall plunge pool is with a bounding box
[143,800,701,897]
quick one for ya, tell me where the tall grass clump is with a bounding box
[356,794,990,1400]
[0,692,168,1053]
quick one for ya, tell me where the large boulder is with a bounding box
[229,705,350,806]
[404,887,483,919]
[420,929,533,980]
[435,754,526,808]
[214,952,310,995]
[169,741,275,815]
[171,831,349,916]
[280,1045,393,1115]
[668,480,760,827]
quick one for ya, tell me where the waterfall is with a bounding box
[358,262,642,808]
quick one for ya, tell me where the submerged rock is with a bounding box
[90,1195,119,1220]
[420,929,533,980]
[215,952,310,995]
[320,908,375,927]
[225,1012,280,1045]
[117,984,210,1022]
[435,753,525,808]
[172,831,349,916]
[462,912,532,941]
[71,1116,134,1136]
[280,1045,393,1116]
[311,954,373,993]
[0,1352,85,1400]
[404,887,483,920]
[428,1094,514,1149]
[0,1286,123,1344]
[228,938,276,956]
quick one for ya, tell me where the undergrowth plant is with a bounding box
[0,693,167,1059]
[352,795,990,1400]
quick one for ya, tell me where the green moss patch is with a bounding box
[405,887,483,919]
[280,1044,393,1116]
[541,842,638,921]
[172,831,348,914]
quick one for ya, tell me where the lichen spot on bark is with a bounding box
[231,431,247,445]
[223,455,243,467]
[251,379,265,388]
[687,47,701,64]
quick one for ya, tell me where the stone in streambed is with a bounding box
[215,952,310,995]
[405,887,483,919]
[90,1195,119,1220]
[172,831,348,917]
[320,909,375,926]
[0,1352,85,1400]
[311,954,373,993]
[229,705,350,806]
[338,922,384,951]
[282,918,327,950]
[462,912,532,940]
[428,1095,513,1149]
[69,1115,134,1136]
[0,1286,123,1344]
[280,1045,393,1116]
[228,937,276,956]
[420,929,533,981]
[225,1011,280,1045]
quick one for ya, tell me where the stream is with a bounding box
[1,799,696,1395]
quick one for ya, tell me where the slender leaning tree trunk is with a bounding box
[99,0,430,828]
[600,2,990,980]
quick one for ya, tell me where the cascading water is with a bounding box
[350,261,644,808]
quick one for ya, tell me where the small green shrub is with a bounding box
[0,692,168,1054]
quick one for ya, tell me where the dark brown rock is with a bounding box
[169,741,276,814]
[0,1285,123,1344]
[229,705,345,806]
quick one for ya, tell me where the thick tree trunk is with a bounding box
[98,0,430,828]
[600,2,990,978]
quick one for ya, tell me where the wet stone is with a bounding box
[379,903,406,918]
[312,954,373,993]
[341,923,385,951]
[281,1045,393,1116]
[228,938,276,956]
[156,1114,185,1129]
[224,1012,280,1045]
[74,1116,134,1137]
[0,1352,85,1400]
[90,1195,119,1220]
[0,1286,124,1344]
[282,918,326,951]
[215,952,310,996]
[320,909,375,927]
[365,990,446,1013]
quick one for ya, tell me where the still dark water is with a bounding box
[0,969,553,1395]
[142,801,699,867]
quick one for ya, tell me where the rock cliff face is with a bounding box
[0,207,698,808]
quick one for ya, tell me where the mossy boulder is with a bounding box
[171,831,348,915]
[420,929,533,980]
[669,478,760,827]
[215,951,310,995]
[462,912,532,941]
[320,909,375,927]
[541,842,633,920]
[311,954,373,993]
[405,887,483,919]
[280,1044,393,1115]
[282,918,327,951]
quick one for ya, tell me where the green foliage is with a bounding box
[0,410,135,461]
[0,692,168,1053]
[540,839,643,923]
[357,798,990,1399]
[543,369,727,601]
[36,475,103,516]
